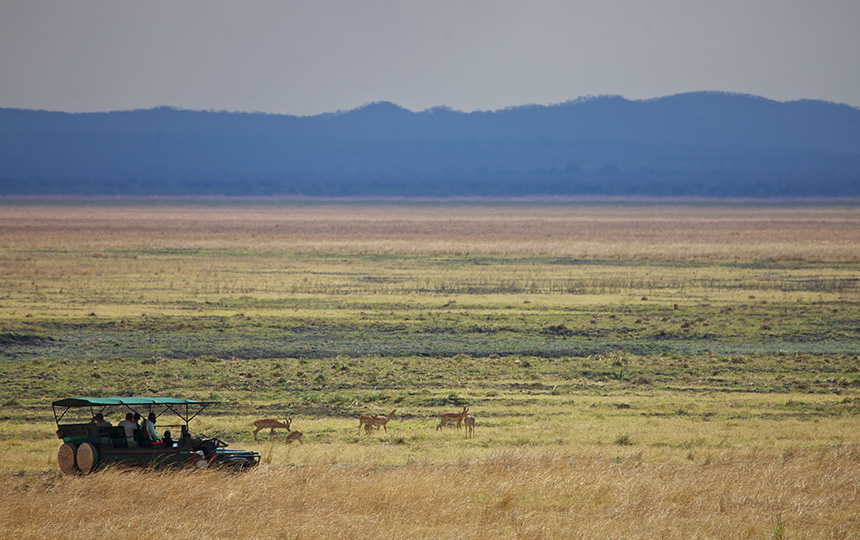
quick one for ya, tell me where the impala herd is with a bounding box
[253,405,476,442]
[358,409,397,434]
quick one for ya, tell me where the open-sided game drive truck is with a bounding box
[53,397,260,474]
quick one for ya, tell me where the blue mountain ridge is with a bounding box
[1,92,858,197]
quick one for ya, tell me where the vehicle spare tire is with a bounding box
[58,443,78,475]
[76,442,99,474]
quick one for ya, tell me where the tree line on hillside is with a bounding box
[2,92,859,198]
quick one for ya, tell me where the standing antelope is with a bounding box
[437,405,469,431]
[359,410,396,434]
[464,414,476,438]
[253,417,303,443]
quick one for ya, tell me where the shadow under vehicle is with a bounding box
[53,397,260,474]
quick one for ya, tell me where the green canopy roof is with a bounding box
[52,397,219,408]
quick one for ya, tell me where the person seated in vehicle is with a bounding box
[178,425,192,447]
[162,430,176,448]
[142,412,163,445]
[93,412,112,430]
[118,412,137,444]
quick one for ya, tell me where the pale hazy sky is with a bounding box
[2,1,859,115]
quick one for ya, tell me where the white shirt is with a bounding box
[118,420,137,441]
[142,418,161,441]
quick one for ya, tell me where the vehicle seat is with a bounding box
[133,428,150,447]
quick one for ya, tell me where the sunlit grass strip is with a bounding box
[2,203,859,260]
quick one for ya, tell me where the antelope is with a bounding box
[464,414,476,438]
[437,405,469,431]
[359,410,396,434]
[285,423,304,444]
[253,417,303,443]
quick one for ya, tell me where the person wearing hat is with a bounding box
[93,412,111,429]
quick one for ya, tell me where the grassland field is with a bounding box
[0,200,859,539]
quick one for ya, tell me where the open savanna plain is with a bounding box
[1,200,859,539]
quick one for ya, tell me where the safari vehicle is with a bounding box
[53,397,260,474]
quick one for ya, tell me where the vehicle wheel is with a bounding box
[76,442,99,474]
[227,458,251,470]
[188,451,208,469]
[58,443,78,475]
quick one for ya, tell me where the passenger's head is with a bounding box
[133,412,141,423]
[94,413,105,422]
[125,412,134,421]
[164,430,172,439]
[148,412,157,423]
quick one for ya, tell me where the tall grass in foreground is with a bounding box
[1,448,857,539]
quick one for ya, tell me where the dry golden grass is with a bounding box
[3,399,859,539]
[1,448,857,539]
[2,203,859,259]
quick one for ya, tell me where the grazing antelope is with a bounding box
[253,417,303,443]
[358,414,374,434]
[464,414,476,438]
[284,422,304,444]
[437,405,469,431]
[359,410,396,434]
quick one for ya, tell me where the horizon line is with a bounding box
[3,91,858,118]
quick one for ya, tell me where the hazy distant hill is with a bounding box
[2,92,859,197]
